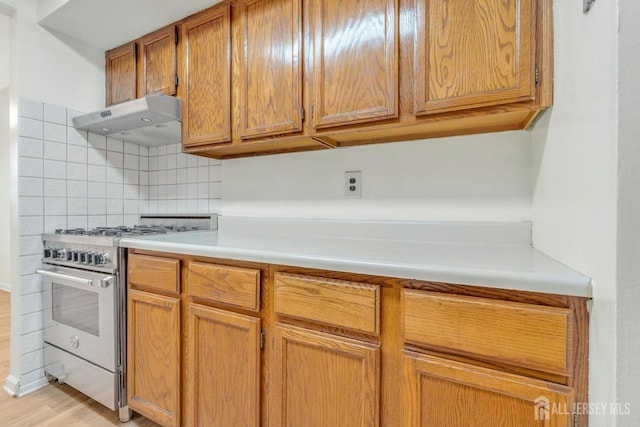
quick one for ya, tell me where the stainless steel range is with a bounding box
[37,215,216,422]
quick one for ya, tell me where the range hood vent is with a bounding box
[72,95,181,147]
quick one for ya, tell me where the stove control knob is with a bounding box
[70,335,79,349]
[95,253,109,265]
[86,252,94,265]
[43,248,52,258]
[65,250,73,261]
[79,251,87,263]
[51,249,59,258]
[57,249,67,260]
[72,251,80,262]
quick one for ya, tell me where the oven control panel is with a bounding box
[42,244,118,273]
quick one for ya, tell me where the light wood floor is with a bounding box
[0,290,158,426]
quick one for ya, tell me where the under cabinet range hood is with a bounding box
[72,95,181,146]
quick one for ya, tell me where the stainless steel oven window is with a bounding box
[52,282,100,336]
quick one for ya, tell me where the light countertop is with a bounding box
[119,217,592,298]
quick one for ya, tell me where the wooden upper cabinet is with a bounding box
[105,42,137,106]
[137,25,178,98]
[309,0,398,129]
[181,4,232,147]
[238,0,303,139]
[415,0,536,115]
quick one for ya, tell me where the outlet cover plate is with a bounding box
[344,171,362,198]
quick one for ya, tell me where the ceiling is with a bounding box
[38,0,222,51]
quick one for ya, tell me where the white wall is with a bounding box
[531,1,619,425]
[223,132,532,222]
[616,0,640,424]
[0,0,103,112]
[0,11,9,290]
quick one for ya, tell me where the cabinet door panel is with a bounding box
[138,25,177,97]
[106,43,137,106]
[404,352,573,427]
[127,290,180,427]
[186,304,260,427]
[271,324,380,426]
[415,0,536,114]
[181,4,232,147]
[311,0,398,129]
[239,0,302,139]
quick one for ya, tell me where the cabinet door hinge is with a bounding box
[535,64,540,85]
[310,106,314,119]
[175,30,179,45]
[260,330,265,350]
[573,412,579,427]
[175,75,179,87]
[300,107,305,122]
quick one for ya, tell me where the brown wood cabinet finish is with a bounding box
[238,0,303,139]
[404,352,573,427]
[128,289,181,427]
[414,0,536,115]
[309,0,398,129]
[186,303,261,427]
[271,324,380,427]
[403,289,573,375]
[127,249,588,426]
[105,42,137,106]
[274,273,380,335]
[180,4,232,147]
[137,25,178,98]
[128,253,180,295]
[187,261,261,311]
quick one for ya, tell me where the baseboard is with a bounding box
[3,374,48,397]
[0,282,10,293]
[3,375,19,396]
[17,376,48,397]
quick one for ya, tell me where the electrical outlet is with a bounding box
[344,171,362,198]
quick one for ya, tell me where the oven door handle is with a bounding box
[36,268,113,288]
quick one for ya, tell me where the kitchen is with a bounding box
[0,0,638,426]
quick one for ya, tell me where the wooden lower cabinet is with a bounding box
[185,303,261,427]
[127,289,181,427]
[270,324,380,427]
[127,252,588,427]
[403,352,574,427]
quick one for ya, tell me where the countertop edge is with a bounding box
[120,236,593,299]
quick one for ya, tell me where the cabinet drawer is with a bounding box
[128,254,180,294]
[187,262,260,311]
[274,273,380,335]
[402,290,572,375]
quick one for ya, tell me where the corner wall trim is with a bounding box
[3,375,20,396]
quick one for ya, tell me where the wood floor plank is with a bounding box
[0,291,158,426]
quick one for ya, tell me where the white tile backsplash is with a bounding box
[19,217,44,236]
[44,179,67,197]
[15,97,224,391]
[44,197,67,216]
[18,117,43,139]
[44,122,67,143]
[44,103,67,124]
[19,98,43,120]
[19,137,44,158]
[19,177,44,197]
[88,132,107,149]
[43,160,66,179]
[19,197,44,216]
[67,162,87,181]
[20,274,42,295]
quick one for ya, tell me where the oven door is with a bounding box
[38,266,116,372]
